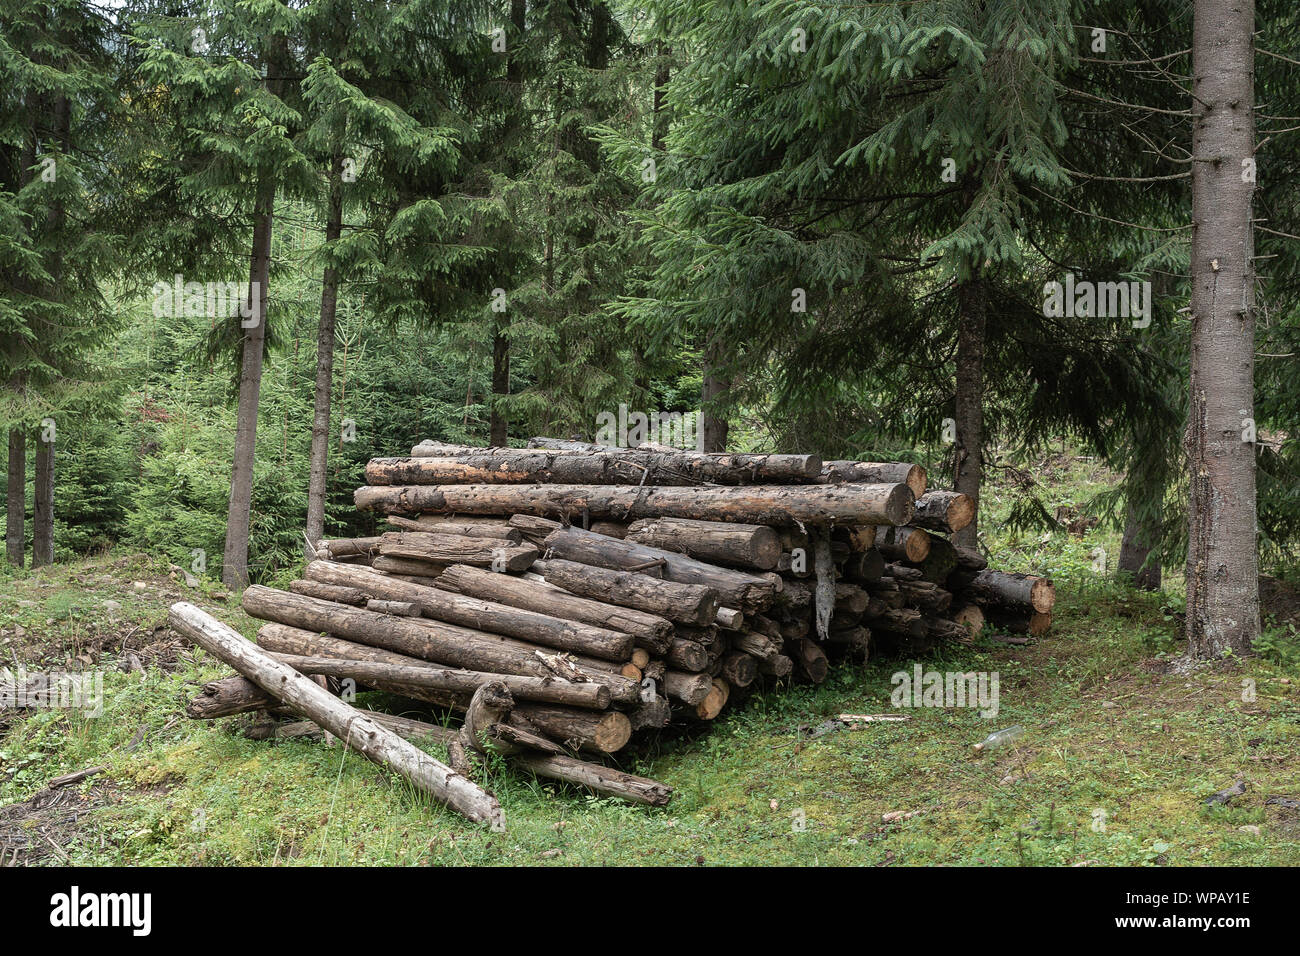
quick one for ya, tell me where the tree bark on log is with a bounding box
[379,531,537,571]
[511,703,631,754]
[169,602,503,826]
[267,653,610,709]
[433,563,672,652]
[910,492,975,534]
[662,670,714,705]
[622,516,781,570]
[288,579,369,606]
[386,515,521,541]
[304,560,634,661]
[876,526,931,563]
[820,461,926,499]
[789,637,828,683]
[542,526,777,611]
[355,481,915,528]
[241,586,636,699]
[537,556,719,625]
[948,569,1055,613]
[366,450,821,486]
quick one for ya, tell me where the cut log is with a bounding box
[876,526,931,563]
[366,599,420,616]
[507,514,563,543]
[666,637,710,671]
[624,517,781,570]
[321,537,381,558]
[288,580,369,606]
[509,751,672,806]
[662,670,714,705]
[758,654,793,678]
[910,491,975,534]
[863,606,925,638]
[542,526,776,612]
[719,652,757,688]
[305,560,634,661]
[433,564,672,652]
[379,531,538,571]
[694,678,730,719]
[715,607,743,629]
[266,652,610,709]
[984,607,1053,636]
[789,637,829,684]
[511,703,632,754]
[168,602,502,827]
[628,694,672,731]
[729,630,782,661]
[386,515,521,541]
[820,460,927,499]
[833,524,878,552]
[842,549,885,583]
[368,449,822,486]
[949,569,1055,613]
[240,586,636,701]
[907,535,958,585]
[537,556,719,626]
[951,604,986,638]
[954,544,988,572]
[372,555,446,577]
[186,674,281,718]
[355,481,915,528]
[589,521,628,538]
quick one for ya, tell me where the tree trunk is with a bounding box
[31,435,53,567]
[304,160,344,557]
[168,602,503,827]
[1118,503,1162,590]
[952,279,986,549]
[701,336,729,452]
[1185,0,1258,659]
[6,427,24,567]
[222,175,275,588]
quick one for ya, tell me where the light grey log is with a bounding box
[168,602,502,827]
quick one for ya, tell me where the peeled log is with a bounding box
[355,481,915,528]
[433,564,672,653]
[910,491,975,534]
[379,531,537,571]
[537,557,719,626]
[949,569,1055,613]
[304,560,633,661]
[168,602,502,827]
[368,449,821,486]
[820,461,927,499]
[624,517,781,570]
[542,526,776,612]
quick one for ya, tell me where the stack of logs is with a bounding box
[177,437,1055,825]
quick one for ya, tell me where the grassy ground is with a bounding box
[1,453,1297,866]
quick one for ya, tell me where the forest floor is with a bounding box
[1,453,1298,866]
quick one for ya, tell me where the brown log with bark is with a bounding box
[820,461,927,499]
[304,560,634,661]
[789,637,829,684]
[379,531,538,571]
[662,670,715,705]
[367,449,822,486]
[372,556,445,577]
[542,526,777,611]
[366,599,419,616]
[322,537,382,558]
[355,481,915,528]
[511,703,632,754]
[240,586,636,700]
[876,526,931,563]
[983,607,1052,637]
[909,535,959,585]
[266,652,610,709]
[386,515,521,541]
[536,556,719,625]
[948,569,1055,613]
[288,579,369,606]
[666,637,710,671]
[758,654,793,678]
[910,492,975,534]
[169,602,502,826]
[719,652,757,688]
[623,516,781,570]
